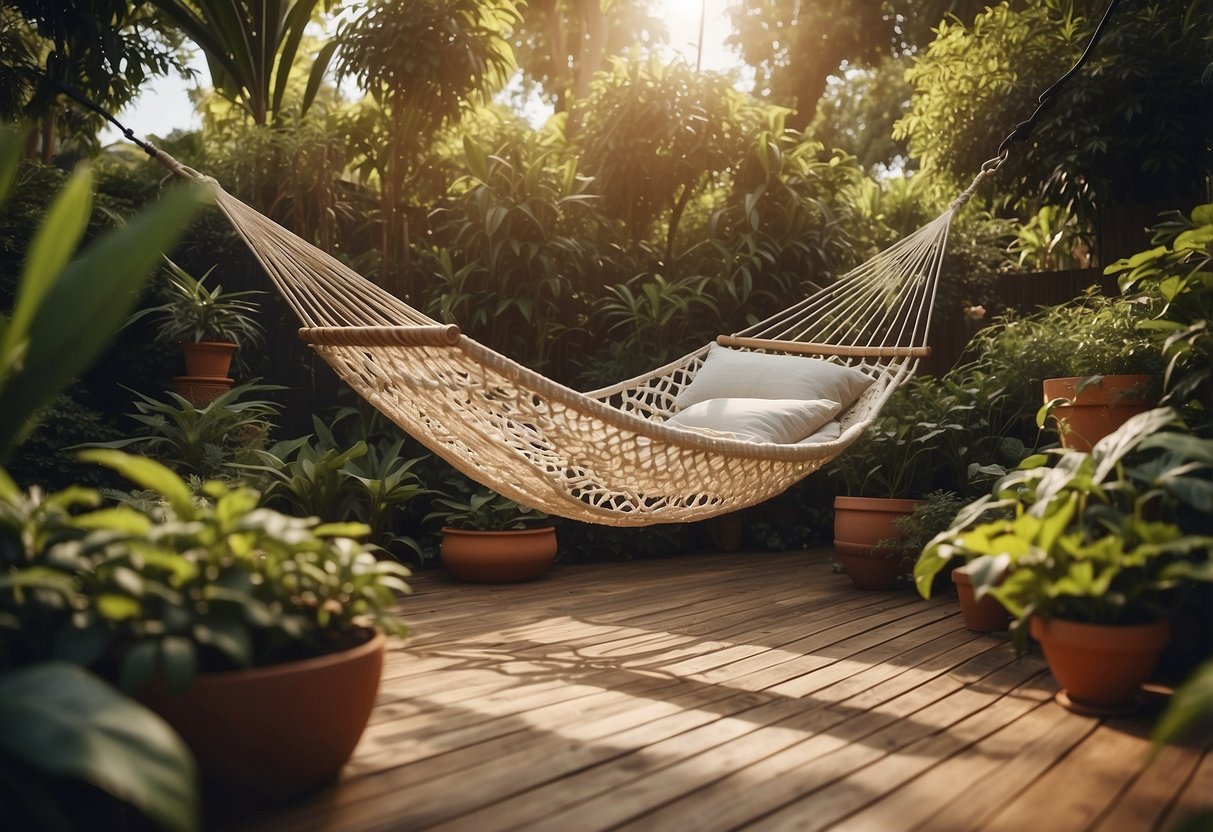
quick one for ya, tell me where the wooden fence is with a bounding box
[919,267,1115,377]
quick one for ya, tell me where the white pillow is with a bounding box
[798,420,842,445]
[675,344,874,411]
[666,397,842,444]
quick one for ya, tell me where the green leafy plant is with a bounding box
[914,408,1213,648]
[342,437,429,554]
[241,428,366,523]
[968,290,1166,385]
[829,377,971,499]
[1112,203,1213,435]
[82,382,282,480]
[2,449,410,688]
[147,0,334,125]
[239,415,427,557]
[1007,204,1086,272]
[426,487,548,531]
[884,489,969,558]
[136,256,264,346]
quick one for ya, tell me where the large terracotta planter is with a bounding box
[181,340,237,378]
[1042,374,1156,452]
[953,566,1011,632]
[140,631,385,805]
[440,526,557,583]
[833,496,923,590]
[1029,616,1171,715]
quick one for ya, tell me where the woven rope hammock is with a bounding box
[148,149,1000,526]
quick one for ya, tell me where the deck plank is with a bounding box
[245,550,1210,832]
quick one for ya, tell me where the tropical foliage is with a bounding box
[897,0,1212,223]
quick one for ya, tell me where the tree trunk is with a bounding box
[785,38,848,132]
[665,182,696,272]
[567,0,607,135]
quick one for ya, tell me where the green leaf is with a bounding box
[302,41,339,117]
[313,522,371,538]
[3,166,94,366]
[97,594,142,622]
[71,506,153,535]
[78,450,194,519]
[0,663,199,832]
[1153,659,1213,750]
[464,134,489,182]
[159,636,198,693]
[120,640,160,693]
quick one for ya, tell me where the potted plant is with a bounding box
[1031,292,1165,451]
[827,379,968,589]
[881,490,1006,627]
[136,258,265,405]
[14,449,411,807]
[426,487,556,583]
[914,408,1213,714]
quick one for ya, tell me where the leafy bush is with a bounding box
[239,414,427,558]
[914,409,1213,648]
[84,383,282,480]
[1112,203,1213,436]
[1,450,410,684]
[426,488,548,531]
[898,0,1211,222]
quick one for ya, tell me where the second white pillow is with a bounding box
[666,397,842,444]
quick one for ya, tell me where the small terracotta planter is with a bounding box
[834,496,923,590]
[953,566,1011,632]
[181,340,238,378]
[140,631,385,805]
[1042,374,1157,452]
[1029,616,1171,715]
[172,375,234,407]
[440,526,557,583]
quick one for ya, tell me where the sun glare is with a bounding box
[651,0,739,73]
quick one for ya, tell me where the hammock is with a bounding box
[150,150,995,526]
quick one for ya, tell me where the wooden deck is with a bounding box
[250,549,1211,832]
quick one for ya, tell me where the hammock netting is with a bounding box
[153,151,992,526]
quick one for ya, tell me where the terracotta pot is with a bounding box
[834,496,923,590]
[1029,616,1171,715]
[140,631,385,805]
[709,511,746,552]
[181,341,237,378]
[440,526,557,583]
[1042,374,1157,452]
[837,551,903,590]
[952,566,1011,632]
[172,375,233,407]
